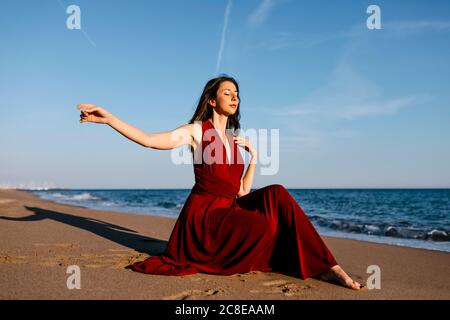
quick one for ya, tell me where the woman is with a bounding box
[77,75,363,290]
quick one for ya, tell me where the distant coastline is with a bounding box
[0,187,68,191]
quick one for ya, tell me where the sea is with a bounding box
[30,188,450,253]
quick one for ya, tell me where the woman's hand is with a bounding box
[233,135,257,160]
[77,104,114,124]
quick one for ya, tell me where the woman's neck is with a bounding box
[209,115,228,136]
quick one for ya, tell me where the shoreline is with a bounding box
[26,188,450,254]
[1,188,449,299]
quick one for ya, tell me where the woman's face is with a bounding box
[209,81,239,116]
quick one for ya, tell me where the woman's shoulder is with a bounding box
[182,121,205,145]
[183,120,206,131]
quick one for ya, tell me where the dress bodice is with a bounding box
[191,120,245,199]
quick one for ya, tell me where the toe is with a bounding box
[353,281,362,290]
[347,280,361,290]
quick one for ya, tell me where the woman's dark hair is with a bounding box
[188,75,241,133]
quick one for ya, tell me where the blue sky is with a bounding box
[1,0,449,189]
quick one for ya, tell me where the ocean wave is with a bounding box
[47,192,101,201]
[310,216,449,242]
[100,201,120,207]
[156,201,180,209]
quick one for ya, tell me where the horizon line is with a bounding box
[7,187,450,191]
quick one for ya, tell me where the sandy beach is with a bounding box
[0,189,449,300]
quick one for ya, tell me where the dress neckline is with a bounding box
[206,119,231,166]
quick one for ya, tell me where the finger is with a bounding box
[77,104,96,108]
[77,104,97,111]
[86,107,100,113]
[81,107,100,114]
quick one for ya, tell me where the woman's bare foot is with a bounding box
[319,265,364,290]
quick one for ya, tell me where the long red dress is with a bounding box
[129,119,338,279]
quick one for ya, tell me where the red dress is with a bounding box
[129,119,338,279]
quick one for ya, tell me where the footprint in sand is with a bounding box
[34,243,79,248]
[250,279,313,297]
[107,249,136,252]
[163,288,225,300]
[262,279,289,286]
[73,251,147,269]
[83,264,105,268]
[0,255,28,264]
[0,199,17,205]
[188,276,206,282]
[0,247,146,269]
[234,271,263,282]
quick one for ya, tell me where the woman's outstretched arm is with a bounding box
[77,104,196,150]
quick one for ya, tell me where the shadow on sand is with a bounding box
[0,205,167,255]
